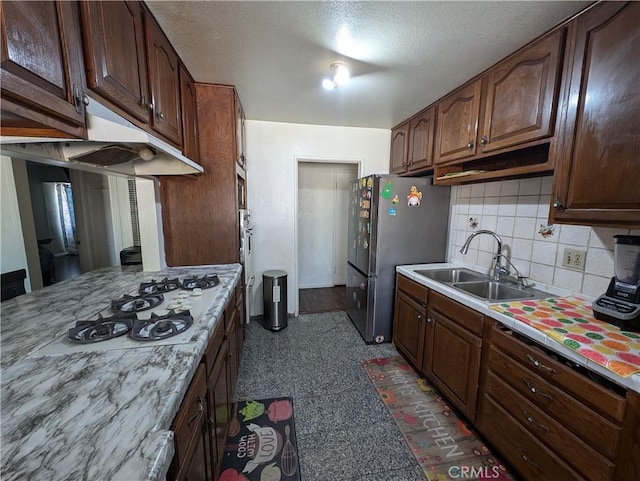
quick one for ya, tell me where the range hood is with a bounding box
[0,98,204,177]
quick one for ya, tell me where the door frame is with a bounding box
[293,156,361,316]
[333,169,356,286]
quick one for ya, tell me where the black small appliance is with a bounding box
[593,235,640,331]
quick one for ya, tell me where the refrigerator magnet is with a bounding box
[367,177,373,188]
[362,200,370,209]
[391,194,399,206]
[407,186,423,207]
[380,181,393,199]
[363,238,368,250]
[388,207,397,216]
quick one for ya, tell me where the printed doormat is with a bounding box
[362,356,516,481]
[220,397,300,481]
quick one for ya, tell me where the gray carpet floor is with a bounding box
[234,311,427,481]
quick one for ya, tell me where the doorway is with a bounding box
[297,161,358,313]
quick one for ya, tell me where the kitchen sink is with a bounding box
[452,281,549,302]
[415,268,487,284]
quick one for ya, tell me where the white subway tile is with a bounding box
[482,215,498,232]
[537,195,551,218]
[530,262,554,285]
[459,184,472,198]
[553,268,584,293]
[509,258,531,277]
[514,217,537,239]
[477,251,495,271]
[584,248,614,277]
[512,238,533,261]
[589,227,628,250]
[540,176,554,195]
[483,197,499,216]
[501,179,519,196]
[469,200,483,216]
[485,181,502,197]
[496,217,515,237]
[582,275,611,299]
[532,241,557,266]
[498,196,518,216]
[479,235,498,253]
[559,225,591,247]
[470,183,485,198]
[519,177,542,196]
[516,196,540,218]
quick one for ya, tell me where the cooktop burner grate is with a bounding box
[130,310,194,341]
[138,278,181,295]
[68,314,136,344]
[111,293,164,314]
[181,274,220,290]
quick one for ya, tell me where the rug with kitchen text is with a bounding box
[362,356,516,481]
[220,397,300,481]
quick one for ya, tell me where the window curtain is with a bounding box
[56,183,78,254]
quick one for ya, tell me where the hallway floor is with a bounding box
[298,286,345,314]
[234,311,426,481]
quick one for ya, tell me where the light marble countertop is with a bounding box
[0,263,242,481]
[397,263,640,394]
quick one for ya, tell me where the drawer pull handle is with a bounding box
[521,453,542,470]
[521,408,548,432]
[526,354,556,374]
[524,379,553,400]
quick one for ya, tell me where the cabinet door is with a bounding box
[480,30,564,153]
[179,63,199,162]
[81,1,149,123]
[209,340,230,477]
[389,122,409,174]
[424,309,481,420]
[236,95,246,168]
[551,1,640,227]
[1,0,86,129]
[407,107,435,172]
[393,290,426,367]
[434,79,481,164]
[144,12,182,145]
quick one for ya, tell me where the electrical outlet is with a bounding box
[562,248,586,270]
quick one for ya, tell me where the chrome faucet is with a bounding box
[459,230,509,281]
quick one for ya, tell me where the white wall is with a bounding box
[1,156,32,291]
[448,176,640,298]
[246,120,390,316]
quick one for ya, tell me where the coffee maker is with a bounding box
[593,235,640,331]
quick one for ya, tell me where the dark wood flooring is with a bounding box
[299,286,345,314]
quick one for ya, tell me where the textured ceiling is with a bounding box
[146,1,587,129]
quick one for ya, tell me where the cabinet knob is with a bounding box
[82,94,90,106]
[552,198,564,210]
[158,112,165,120]
[427,317,433,323]
[480,135,488,146]
[417,314,422,320]
[467,140,474,150]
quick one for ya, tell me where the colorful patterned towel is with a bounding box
[490,296,640,377]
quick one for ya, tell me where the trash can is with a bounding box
[263,270,288,331]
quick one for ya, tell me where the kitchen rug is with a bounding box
[220,397,300,481]
[362,356,516,481]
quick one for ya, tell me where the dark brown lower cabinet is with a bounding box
[392,274,428,368]
[209,339,230,478]
[168,365,211,481]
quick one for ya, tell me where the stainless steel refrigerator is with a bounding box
[346,175,450,343]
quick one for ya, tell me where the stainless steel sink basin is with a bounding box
[415,268,487,284]
[452,281,549,302]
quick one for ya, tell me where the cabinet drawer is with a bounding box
[203,318,225,376]
[484,371,615,481]
[430,290,483,336]
[479,394,586,481]
[396,274,428,305]
[491,326,626,421]
[172,364,207,469]
[488,346,621,459]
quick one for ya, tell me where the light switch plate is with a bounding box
[562,248,586,270]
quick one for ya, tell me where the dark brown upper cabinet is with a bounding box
[479,29,564,154]
[235,97,246,168]
[179,63,199,163]
[434,79,482,164]
[144,11,182,146]
[407,106,435,172]
[81,1,149,124]
[389,121,409,174]
[0,0,86,137]
[550,1,640,227]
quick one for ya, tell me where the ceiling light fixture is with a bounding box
[322,61,350,90]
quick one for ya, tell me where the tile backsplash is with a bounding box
[447,176,639,299]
